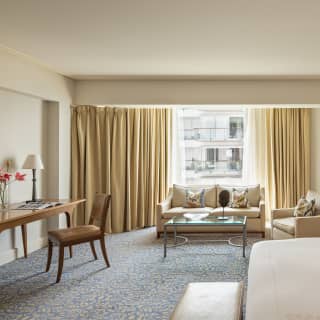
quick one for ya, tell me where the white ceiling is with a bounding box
[1,0,320,79]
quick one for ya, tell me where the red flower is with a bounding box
[3,173,11,181]
[15,172,26,181]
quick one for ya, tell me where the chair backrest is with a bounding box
[89,194,111,233]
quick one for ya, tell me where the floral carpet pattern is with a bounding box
[0,228,261,319]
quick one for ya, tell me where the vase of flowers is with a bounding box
[0,169,26,209]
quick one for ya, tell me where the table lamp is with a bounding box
[22,154,44,203]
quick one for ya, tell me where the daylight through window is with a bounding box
[179,108,245,185]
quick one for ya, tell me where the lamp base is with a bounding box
[26,199,43,204]
[217,216,229,220]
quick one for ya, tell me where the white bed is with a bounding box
[246,238,320,320]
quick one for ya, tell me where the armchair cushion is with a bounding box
[271,208,294,220]
[272,217,295,235]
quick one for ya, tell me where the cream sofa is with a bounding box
[271,190,320,239]
[157,184,265,237]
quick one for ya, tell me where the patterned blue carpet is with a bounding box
[0,228,260,319]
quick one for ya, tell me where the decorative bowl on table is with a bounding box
[183,213,209,221]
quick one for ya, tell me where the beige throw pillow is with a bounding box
[172,184,217,208]
[184,189,205,208]
[217,184,260,207]
[294,197,315,217]
[231,188,249,208]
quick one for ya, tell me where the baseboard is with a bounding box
[0,248,17,266]
[0,236,48,265]
[16,236,48,258]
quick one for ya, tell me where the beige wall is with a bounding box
[0,88,50,264]
[75,79,320,105]
[0,47,74,265]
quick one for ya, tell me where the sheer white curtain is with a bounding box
[242,108,267,186]
[171,107,186,185]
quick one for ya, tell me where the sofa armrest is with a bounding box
[271,208,295,220]
[295,216,320,238]
[157,192,172,213]
[156,191,173,231]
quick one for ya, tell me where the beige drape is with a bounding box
[265,108,311,210]
[244,108,310,227]
[71,106,171,233]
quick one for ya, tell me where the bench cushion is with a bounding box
[171,282,243,320]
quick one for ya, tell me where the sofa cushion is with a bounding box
[273,217,295,235]
[162,207,215,219]
[172,184,217,208]
[184,189,205,208]
[212,207,260,218]
[217,184,260,207]
[231,189,249,208]
[162,206,260,219]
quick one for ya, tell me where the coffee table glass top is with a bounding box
[165,214,246,226]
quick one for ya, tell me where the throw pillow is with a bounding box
[184,189,205,208]
[231,188,249,208]
[294,197,315,217]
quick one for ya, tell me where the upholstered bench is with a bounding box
[170,282,243,320]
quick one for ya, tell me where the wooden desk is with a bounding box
[0,199,86,258]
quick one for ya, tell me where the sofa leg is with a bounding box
[157,232,161,239]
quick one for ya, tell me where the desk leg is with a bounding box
[21,224,27,258]
[65,212,73,258]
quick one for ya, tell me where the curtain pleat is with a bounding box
[266,108,311,210]
[71,106,171,233]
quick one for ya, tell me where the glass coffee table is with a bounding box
[163,215,247,258]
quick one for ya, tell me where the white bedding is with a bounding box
[246,238,320,320]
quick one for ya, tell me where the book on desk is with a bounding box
[15,201,63,210]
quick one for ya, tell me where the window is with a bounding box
[175,108,245,185]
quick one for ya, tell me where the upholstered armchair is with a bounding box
[271,190,320,239]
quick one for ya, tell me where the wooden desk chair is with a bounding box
[46,194,111,283]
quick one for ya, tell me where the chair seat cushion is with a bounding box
[48,225,102,244]
[171,282,243,320]
[273,217,295,235]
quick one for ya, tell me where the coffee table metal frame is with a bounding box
[163,215,247,258]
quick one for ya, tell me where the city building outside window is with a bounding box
[178,108,245,185]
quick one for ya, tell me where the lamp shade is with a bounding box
[22,154,44,170]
